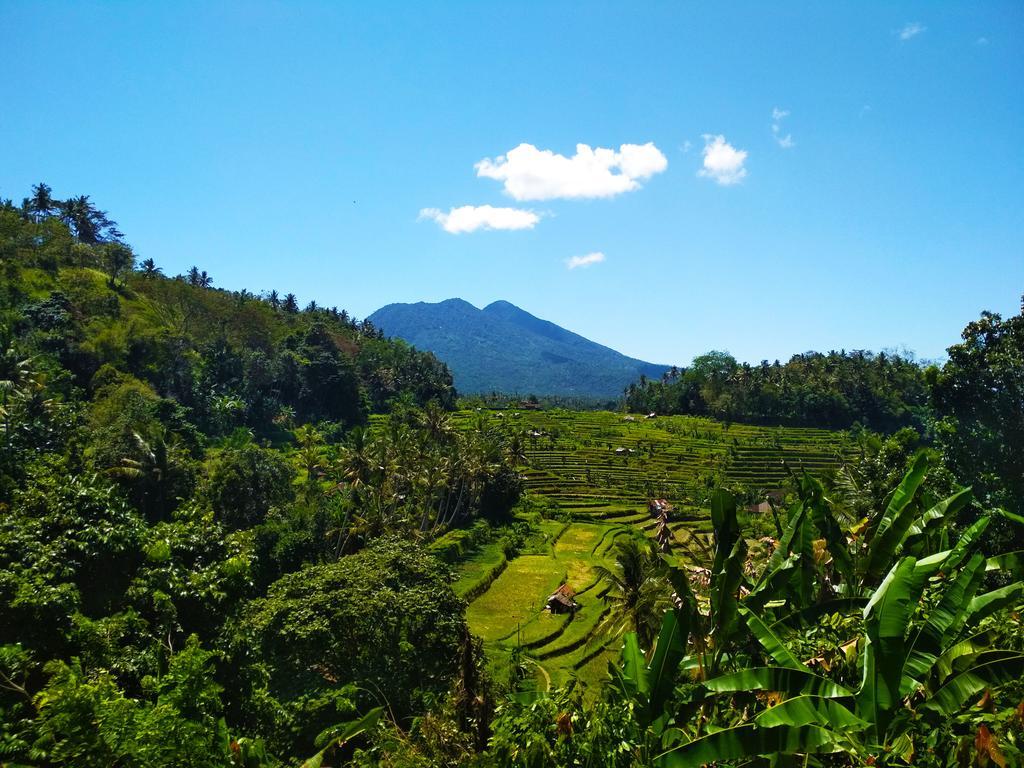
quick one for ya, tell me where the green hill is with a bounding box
[367,298,670,398]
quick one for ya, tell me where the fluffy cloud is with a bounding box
[566,251,606,270]
[899,22,925,40]
[697,135,748,186]
[475,142,667,201]
[418,205,540,234]
[771,107,795,149]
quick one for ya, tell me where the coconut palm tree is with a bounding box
[595,535,672,650]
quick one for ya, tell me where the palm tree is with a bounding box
[106,430,186,520]
[594,535,671,650]
[58,195,122,243]
[28,182,56,222]
[139,258,162,277]
[282,293,299,314]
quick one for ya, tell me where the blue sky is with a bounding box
[2,2,1021,366]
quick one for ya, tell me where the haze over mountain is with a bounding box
[368,299,670,398]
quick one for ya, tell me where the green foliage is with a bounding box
[626,348,930,431]
[231,537,466,756]
[203,442,296,530]
[29,637,239,768]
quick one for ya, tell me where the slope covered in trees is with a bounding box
[625,349,931,432]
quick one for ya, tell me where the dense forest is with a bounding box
[0,184,1022,767]
[624,349,931,432]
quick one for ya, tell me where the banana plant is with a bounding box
[654,516,1024,766]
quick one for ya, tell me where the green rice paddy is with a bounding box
[452,409,852,691]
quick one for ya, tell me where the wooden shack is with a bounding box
[546,583,580,614]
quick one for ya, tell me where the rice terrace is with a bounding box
[438,408,853,690]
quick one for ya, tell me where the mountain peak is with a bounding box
[367,299,669,398]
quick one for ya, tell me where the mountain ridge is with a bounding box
[367,298,671,398]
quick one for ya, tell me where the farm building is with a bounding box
[546,583,579,614]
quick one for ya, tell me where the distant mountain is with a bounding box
[367,298,670,398]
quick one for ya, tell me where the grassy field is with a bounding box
[452,408,852,691]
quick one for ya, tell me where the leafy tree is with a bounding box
[203,442,295,530]
[932,297,1024,549]
[231,537,466,756]
[594,535,671,651]
[139,257,162,277]
[102,242,135,288]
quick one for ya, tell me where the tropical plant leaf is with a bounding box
[802,473,855,584]
[964,582,1024,630]
[902,553,987,690]
[921,653,1024,717]
[863,454,929,582]
[941,516,991,572]
[905,487,972,539]
[754,695,867,730]
[303,706,384,767]
[619,632,650,699]
[986,550,1024,576]
[740,605,808,670]
[647,609,689,717]
[655,723,840,767]
[858,557,926,742]
[703,666,854,698]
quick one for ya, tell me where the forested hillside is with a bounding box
[624,349,931,432]
[0,186,521,765]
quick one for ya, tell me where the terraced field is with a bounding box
[462,520,625,690]
[452,409,853,690]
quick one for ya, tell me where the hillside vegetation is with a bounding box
[0,185,1022,767]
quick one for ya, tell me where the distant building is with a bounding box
[546,583,579,614]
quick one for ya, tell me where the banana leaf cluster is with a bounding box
[607,456,1024,766]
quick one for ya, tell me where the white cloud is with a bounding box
[474,142,667,201]
[771,107,795,149]
[681,140,693,153]
[977,36,989,45]
[697,135,748,186]
[418,205,540,234]
[899,22,925,41]
[566,251,606,270]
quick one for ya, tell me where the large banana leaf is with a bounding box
[654,723,841,767]
[648,608,689,716]
[620,631,650,699]
[710,488,741,571]
[902,552,987,689]
[710,536,747,655]
[941,516,991,572]
[963,582,1024,630]
[986,550,1024,575]
[754,695,868,730]
[862,454,929,582]
[746,553,800,612]
[902,487,972,555]
[740,605,808,670]
[858,557,928,741]
[921,652,1024,717]
[703,666,854,698]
